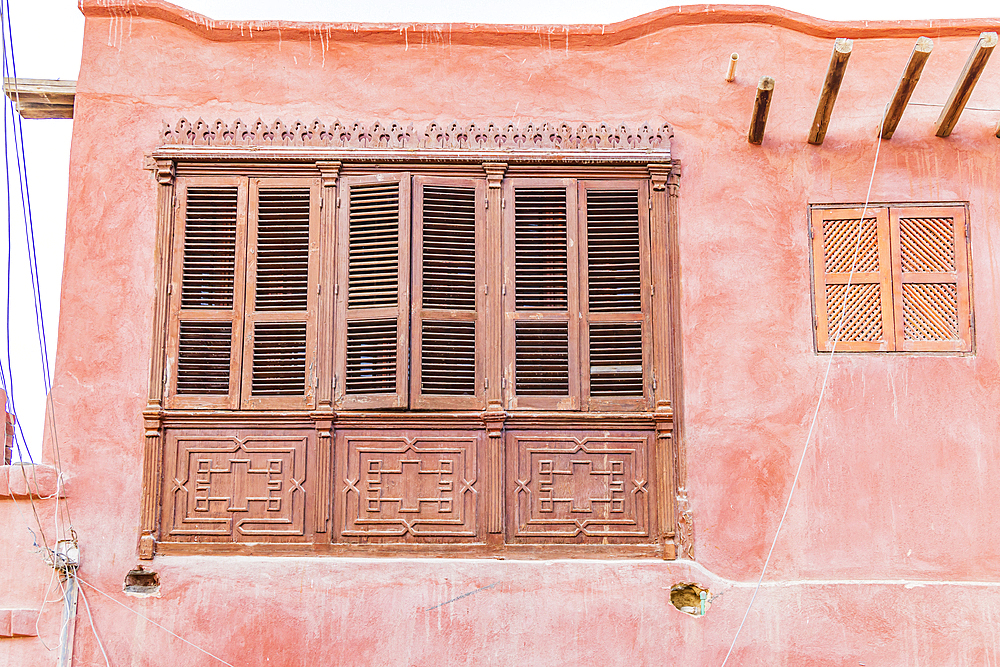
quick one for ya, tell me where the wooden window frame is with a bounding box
[143,153,684,561]
[810,202,973,353]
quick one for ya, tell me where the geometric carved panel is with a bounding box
[510,433,651,540]
[340,433,479,539]
[163,431,310,541]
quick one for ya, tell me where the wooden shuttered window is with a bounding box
[243,179,320,409]
[503,179,581,410]
[410,176,486,409]
[166,177,319,409]
[811,204,972,353]
[812,207,894,352]
[890,206,972,352]
[579,181,652,410]
[335,175,411,408]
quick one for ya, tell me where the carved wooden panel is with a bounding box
[161,118,672,153]
[507,431,653,541]
[161,429,313,542]
[337,431,482,540]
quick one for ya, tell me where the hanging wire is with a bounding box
[718,105,890,666]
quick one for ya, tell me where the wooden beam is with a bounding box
[725,53,739,82]
[2,78,75,119]
[935,32,998,138]
[881,37,933,140]
[748,76,774,145]
[808,38,853,145]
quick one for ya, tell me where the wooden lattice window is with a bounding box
[165,177,320,408]
[810,204,972,353]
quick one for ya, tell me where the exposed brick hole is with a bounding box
[670,582,709,616]
[124,566,160,597]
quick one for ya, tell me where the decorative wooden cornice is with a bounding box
[161,118,672,153]
[81,0,1000,45]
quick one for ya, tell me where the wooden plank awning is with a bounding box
[2,78,75,119]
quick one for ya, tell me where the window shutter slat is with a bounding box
[336,175,410,409]
[180,187,239,309]
[589,322,643,396]
[515,188,568,310]
[586,190,642,312]
[890,206,972,352]
[176,321,233,394]
[411,177,484,409]
[167,178,247,409]
[242,179,319,409]
[514,321,570,395]
[811,207,894,352]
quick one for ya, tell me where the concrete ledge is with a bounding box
[0,465,61,498]
[0,609,39,637]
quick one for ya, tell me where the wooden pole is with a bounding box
[748,76,774,145]
[881,37,933,140]
[808,38,853,145]
[726,53,739,82]
[935,32,998,138]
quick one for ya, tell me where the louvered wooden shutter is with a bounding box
[166,177,248,409]
[579,181,652,410]
[811,207,894,352]
[241,178,320,409]
[890,205,972,352]
[335,174,410,408]
[503,178,580,410]
[410,176,485,409]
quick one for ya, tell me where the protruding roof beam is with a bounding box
[726,53,739,82]
[748,76,775,145]
[935,32,997,138]
[881,37,933,140]
[2,78,75,119]
[808,38,853,145]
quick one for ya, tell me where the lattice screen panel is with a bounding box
[825,283,883,342]
[823,217,879,273]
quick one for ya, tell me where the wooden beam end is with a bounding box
[748,76,775,146]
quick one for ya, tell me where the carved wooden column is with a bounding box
[314,161,340,536]
[139,158,175,559]
[649,162,688,560]
[665,162,693,559]
[482,162,507,536]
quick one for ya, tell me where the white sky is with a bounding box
[3,0,998,461]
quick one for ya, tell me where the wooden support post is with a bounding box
[808,38,853,145]
[747,76,774,145]
[881,37,933,140]
[935,32,998,138]
[725,53,739,82]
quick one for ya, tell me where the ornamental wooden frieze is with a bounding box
[162,430,312,542]
[338,432,482,540]
[508,432,653,541]
[161,118,672,152]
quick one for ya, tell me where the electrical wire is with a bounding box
[719,105,889,666]
[76,577,237,667]
[78,576,112,667]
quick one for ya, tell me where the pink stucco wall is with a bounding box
[2,2,999,664]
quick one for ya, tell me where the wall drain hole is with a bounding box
[670,583,709,616]
[124,566,160,597]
